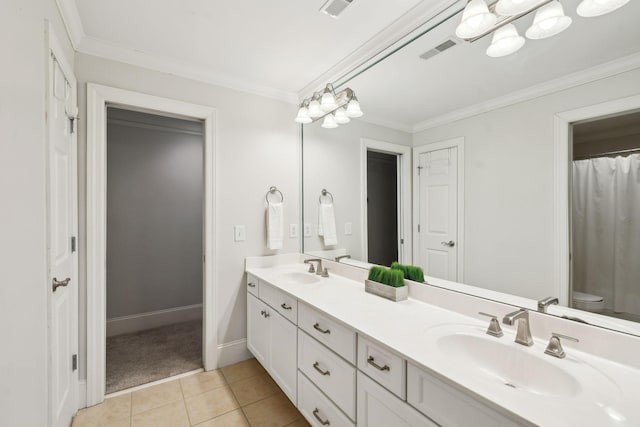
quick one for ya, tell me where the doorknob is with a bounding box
[441,240,455,247]
[52,277,71,292]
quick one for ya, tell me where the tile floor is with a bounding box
[72,359,310,427]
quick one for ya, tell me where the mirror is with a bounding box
[302,0,640,335]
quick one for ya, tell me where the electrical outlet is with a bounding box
[304,223,312,237]
[234,225,246,242]
[289,223,298,238]
[344,222,352,235]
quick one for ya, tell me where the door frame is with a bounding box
[86,84,217,405]
[553,93,640,306]
[46,21,79,425]
[413,138,465,282]
[360,138,412,264]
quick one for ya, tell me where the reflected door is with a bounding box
[367,150,399,265]
[418,148,458,280]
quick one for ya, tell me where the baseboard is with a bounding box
[78,379,87,409]
[217,339,252,368]
[106,304,203,337]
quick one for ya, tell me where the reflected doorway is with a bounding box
[367,150,399,266]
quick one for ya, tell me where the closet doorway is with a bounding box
[87,84,217,406]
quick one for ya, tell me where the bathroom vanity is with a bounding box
[245,254,640,427]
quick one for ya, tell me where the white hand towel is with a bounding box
[319,203,338,246]
[267,202,283,250]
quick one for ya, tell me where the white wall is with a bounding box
[413,68,640,300]
[75,53,300,377]
[106,109,204,319]
[0,1,74,425]
[303,119,411,260]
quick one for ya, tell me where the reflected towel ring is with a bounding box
[319,189,334,204]
[265,186,284,204]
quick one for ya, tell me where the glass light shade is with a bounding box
[294,107,312,124]
[320,91,337,112]
[334,107,350,124]
[495,0,540,16]
[486,24,525,57]
[455,0,498,39]
[308,99,323,118]
[525,1,572,39]
[321,114,339,129]
[577,0,630,17]
[345,99,363,118]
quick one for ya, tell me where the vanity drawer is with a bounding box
[298,330,356,420]
[298,302,356,363]
[358,336,406,400]
[407,363,523,427]
[246,273,259,297]
[260,281,297,324]
[298,371,355,427]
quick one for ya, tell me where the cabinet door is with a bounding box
[269,311,297,403]
[247,293,269,367]
[357,372,436,427]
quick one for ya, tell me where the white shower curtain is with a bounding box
[572,153,640,315]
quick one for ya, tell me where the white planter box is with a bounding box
[365,280,408,302]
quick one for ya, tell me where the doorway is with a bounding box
[104,108,205,393]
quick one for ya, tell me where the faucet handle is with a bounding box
[544,332,579,359]
[478,312,504,338]
[537,296,559,313]
[307,263,316,273]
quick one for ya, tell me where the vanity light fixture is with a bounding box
[294,83,363,127]
[577,0,630,17]
[455,0,497,39]
[525,1,572,40]
[486,24,525,57]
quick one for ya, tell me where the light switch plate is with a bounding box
[344,222,352,235]
[234,225,246,242]
[289,223,298,238]
[304,223,312,237]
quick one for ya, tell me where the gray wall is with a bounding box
[107,108,204,318]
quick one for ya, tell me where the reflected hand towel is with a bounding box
[319,203,338,246]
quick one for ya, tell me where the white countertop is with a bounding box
[246,261,640,427]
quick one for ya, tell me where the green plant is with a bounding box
[368,266,405,288]
[390,262,425,282]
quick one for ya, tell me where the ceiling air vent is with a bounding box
[320,0,354,19]
[419,37,461,61]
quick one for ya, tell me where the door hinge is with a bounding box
[72,354,77,371]
[417,166,423,176]
[400,238,404,244]
[71,236,76,253]
[418,224,421,232]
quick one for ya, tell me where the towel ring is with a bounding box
[319,189,334,204]
[265,186,284,204]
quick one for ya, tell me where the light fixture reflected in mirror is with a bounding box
[486,23,525,57]
[308,99,323,118]
[334,107,351,124]
[455,0,497,39]
[321,113,338,129]
[295,84,363,127]
[346,96,363,118]
[526,1,572,39]
[320,84,338,112]
[577,0,630,17]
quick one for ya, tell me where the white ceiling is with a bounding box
[347,0,640,131]
[72,0,426,101]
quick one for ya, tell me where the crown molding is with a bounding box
[412,51,640,134]
[77,37,299,104]
[357,115,413,134]
[55,0,85,49]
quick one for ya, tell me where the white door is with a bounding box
[417,148,458,280]
[247,294,269,367]
[268,311,297,403]
[48,54,78,427]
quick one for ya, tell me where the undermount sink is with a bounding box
[276,271,320,285]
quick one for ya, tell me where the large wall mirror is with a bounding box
[302,0,640,335]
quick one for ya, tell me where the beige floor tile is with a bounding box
[242,393,300,427]
[221,359,266,384]
[229,372,280,406]
[185,385,240,425]
[181,369,227,398]
[284,418,311,427]
[72,415,131,427]
[194,409,250,427]
[131,400,189,427]
[131,380,183,414]
[73,394,132,426]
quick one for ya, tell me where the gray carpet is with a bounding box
[106,319,202,394]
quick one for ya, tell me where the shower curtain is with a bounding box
[572,153,640,316]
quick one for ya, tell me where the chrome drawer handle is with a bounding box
[313,361,330,376]
[248,282,256,288]
[367,356,390,372]
[313,323,330,334]
[281,303,292,310]
[52,277,71,292]
[313,408,330,425]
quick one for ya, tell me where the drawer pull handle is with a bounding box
[313,323,331,334]
[260,310,270,318]
[367,356,390,372]
[313,408,330,425]
[281,303,292,310]
[248,282,256,288]
[313,361,331,376]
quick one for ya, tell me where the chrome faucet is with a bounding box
[303,258,323,275]
[537,296,559,313]
[335,255,351,262]
[502,309,534,346]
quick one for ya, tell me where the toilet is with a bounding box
[572,291,605,313]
